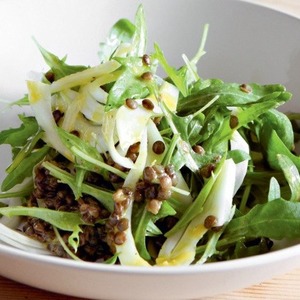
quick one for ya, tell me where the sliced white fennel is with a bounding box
[80,88,106,124]
[146,119,166,166]
[0,198,21,229]
[102,110,135,169]
[159,81,179,112]
[156,159,236,266]
[230,130,250,194]
[27,80,73,161]
[50,60,120,93]
[116,128,150,266]
[116,101,154,153]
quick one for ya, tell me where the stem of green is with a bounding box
[6,130,44,174]
[53,226,82,261]
[71,146,127,179]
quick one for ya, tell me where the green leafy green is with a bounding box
[277,154,300,202]
[260,129,300,170]
[260,109,294,150]
[105,57,151,111]
[57,127,110,178]
[34,38,87,80]
[154,43,189,97]
[0,206,87,251]
[177,82,291,114]
[268,177,281,201]
[224,199,300,240]
[98,18,135,63]
[132,201,176,260]
[1,145,50,192]
[130,4,147,57]
[42,161,114,212]
[0,115,38,148]
[202,97,290,153]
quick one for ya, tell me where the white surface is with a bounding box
[1,0,300,299]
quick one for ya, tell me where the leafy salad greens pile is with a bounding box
[0,5,300,266]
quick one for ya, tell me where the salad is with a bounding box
[0,5,300,266]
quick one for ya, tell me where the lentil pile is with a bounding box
[22,159,113,262]
[20,149,179,262]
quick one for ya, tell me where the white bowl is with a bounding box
[1,0,300,299]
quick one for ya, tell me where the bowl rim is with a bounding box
[239,0,300,20]
[1,240,300,275]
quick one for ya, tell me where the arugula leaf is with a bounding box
[110,19,136,42]
[268,177,281,202]
[0,115,38,148]
[178,82,291,114]
[6,130,44,175]
[0,206,87,252]
[1,145,50,192]
[42,161,114,212]
[105,57,151,111]
[224,199,300,240]
[227,149,251,164]
[2,95,30,107]
[153,23,209,98]
[166,111,195,142]
[153,43,189,97]
[57,128,127,180]
[277,154,300,202]
[0,185,33,199]
[260,109,294,151]
[34,38,87,80]
[203,98,287,152]
[130,4,147,57]
[57,128,107,176]
[98,18,135,63]
[260,129,300,170]
[132,201,176,260]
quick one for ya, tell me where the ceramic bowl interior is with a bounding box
[0,1,300,299]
